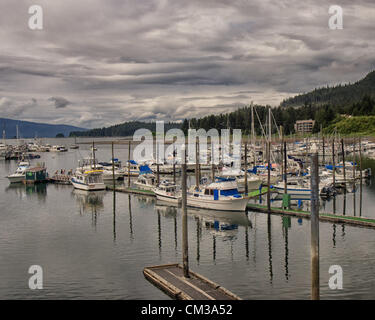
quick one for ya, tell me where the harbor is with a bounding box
[1,135,375,299]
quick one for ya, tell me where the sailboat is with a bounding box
[70,136,79,149]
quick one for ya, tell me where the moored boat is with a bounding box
[154,180,181,204]
[187,177,249,211]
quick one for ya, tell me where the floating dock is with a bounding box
[143,264,241,300]
[247,203,375,229]
[106,185,156,196]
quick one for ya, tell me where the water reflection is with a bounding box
[267,214,273,284]
[73,189,105,229]
[282,216,290,281]
[128,195,134,241]
[5,182,47,202]
[187,208,251,242]
[112,190,116,243]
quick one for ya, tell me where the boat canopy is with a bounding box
[139,165,152,174]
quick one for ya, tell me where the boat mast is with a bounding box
[268,106,272,143]
[251,102,256,166]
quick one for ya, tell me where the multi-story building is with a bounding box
[294,119,315,133]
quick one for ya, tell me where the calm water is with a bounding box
[1,137,375,299]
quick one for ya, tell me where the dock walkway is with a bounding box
[143,264,241,300]
[247,203,375,229]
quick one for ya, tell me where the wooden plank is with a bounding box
[106,185,156,197]
[143,264,241,300]
[247,203,375,229]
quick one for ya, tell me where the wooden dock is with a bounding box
[106,185,156,197]
[143,264,241,300]
[247,203,375,229]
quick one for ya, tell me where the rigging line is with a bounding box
[253,106,276,164]
[271,110,281,139]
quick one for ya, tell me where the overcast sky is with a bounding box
[0,0,374,128]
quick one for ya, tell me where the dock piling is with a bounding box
[310,152,320,300]
[181,144,189,278]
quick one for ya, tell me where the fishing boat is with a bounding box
[187,177,249,211]
[124,160,142,176]
[154,180,181,204]
[71,169,105,191]
[6,161,30,183]
[133,165,156,190]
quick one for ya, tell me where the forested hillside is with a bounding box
[281,71,375,108]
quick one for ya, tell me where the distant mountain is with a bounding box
[281,70,375,108]
[0,118,87,138]
[70,121,182,137]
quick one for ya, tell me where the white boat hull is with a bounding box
[71,178,106,191]
[155,193,181,204]
[187,196,249,211]
[273,186,311,197]
[133,181,155,191]
[7,174,25,183]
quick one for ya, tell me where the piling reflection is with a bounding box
[112,190,116,243]
[128,195,134,241]
[282,216,290,281]
[267,214,273,284]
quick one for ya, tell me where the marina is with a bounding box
[1,136,375,300]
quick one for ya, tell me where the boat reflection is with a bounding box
[135,195,156,208]
[73,189,105,228]
[5,182,47,202]
[187,208,251,241]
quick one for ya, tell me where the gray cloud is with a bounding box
[48,97,72,109]
[0,0,374,127]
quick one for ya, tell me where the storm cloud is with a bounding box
[0,0,374,127]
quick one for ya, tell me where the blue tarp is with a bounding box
[220,188,240,196]
[139,165,152,174]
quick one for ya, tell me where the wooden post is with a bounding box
[128,141,131,188]
[211,141,215,181]
[341,138,346,188]
[112,142,116,191]
[310,152,320,300]
[92,141,96,169]
[280,126,284,191]
[244,141,248,194]
[284,141,287,194]
[173,147,176,185]
[195,140,199,190]
[181,144,189,278]
[352,141,356,185]
[359,138,363,217]
[332,139,335,187]
[267,141,271,212]
[322,136,325,165]
[156,140,160,186]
